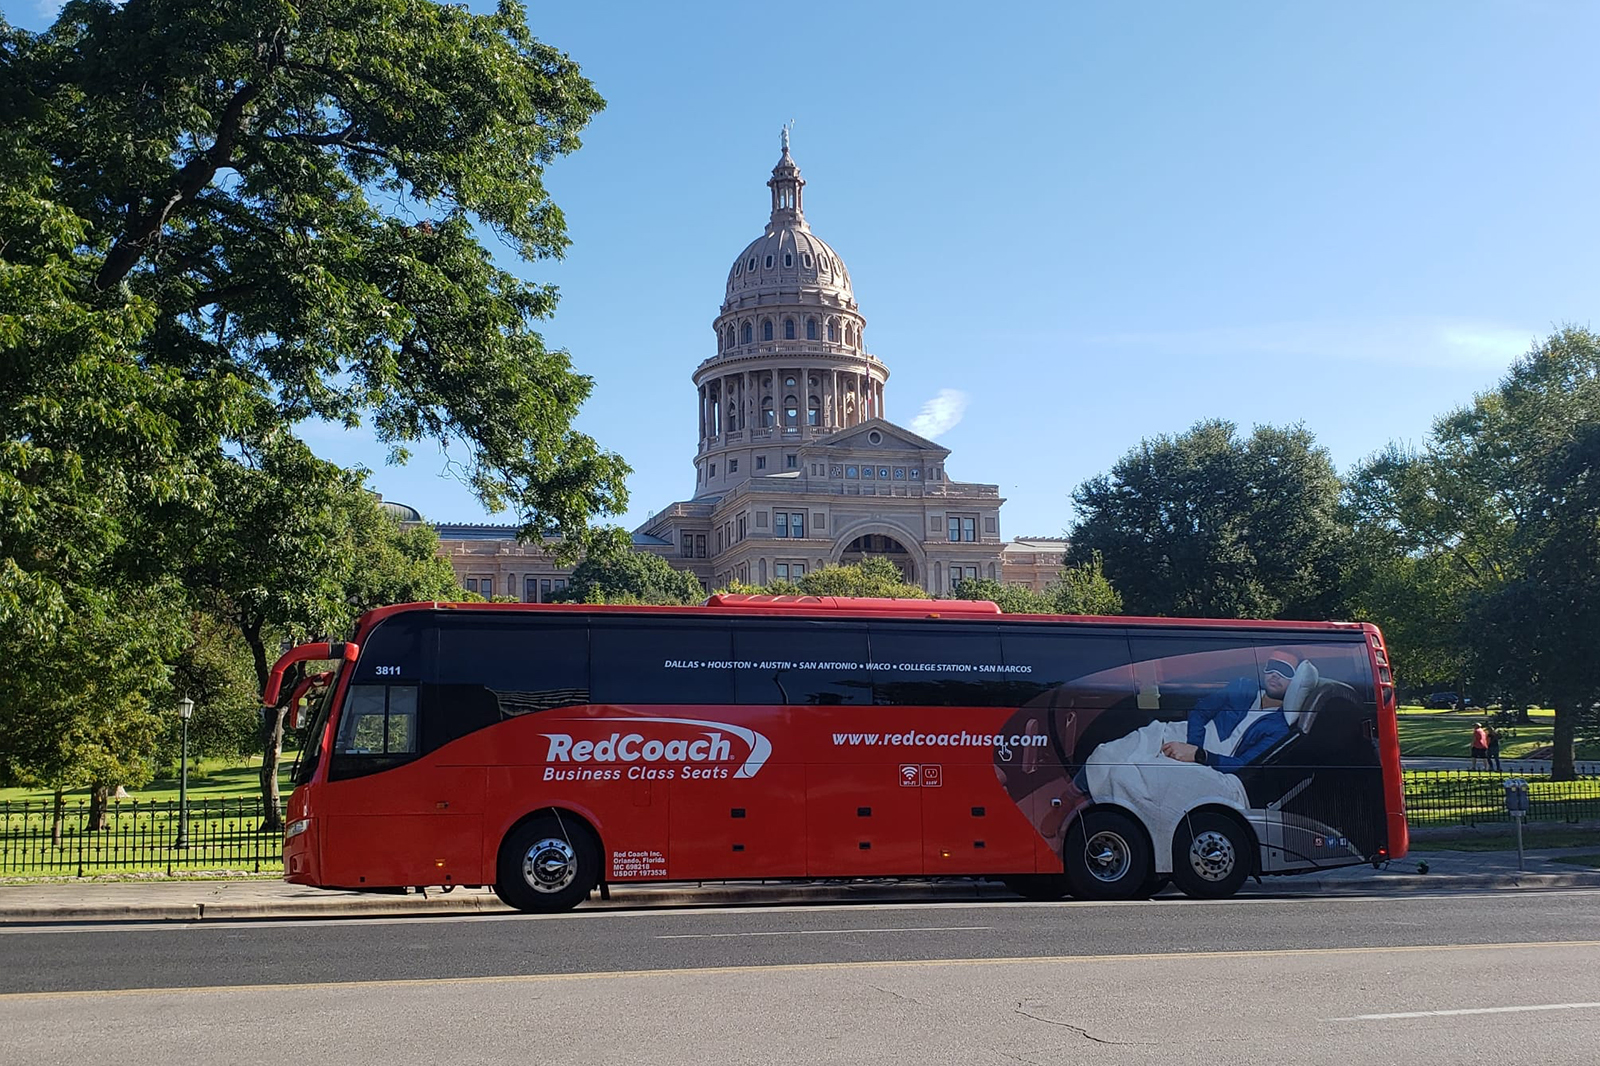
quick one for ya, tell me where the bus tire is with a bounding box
[1001,874,1072,901]
[1171,811,1252,899]
[494,813,600,913]
[1063,809,1151,900]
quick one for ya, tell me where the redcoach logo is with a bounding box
[540,716,773,782]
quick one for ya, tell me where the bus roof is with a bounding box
[351,596,1374,637]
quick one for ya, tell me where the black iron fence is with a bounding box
[1403,767,1600,828]
[2,769,1597,877]
[0,798,286,877]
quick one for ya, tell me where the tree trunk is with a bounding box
[259,704,287,832]
[51,788,64,848]
[241,619,285,832]
[1551,698,1577,782]
[85,784,110,832]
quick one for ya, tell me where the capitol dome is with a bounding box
[721,141,855,311]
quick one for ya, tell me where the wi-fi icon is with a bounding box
[900,765,920,783]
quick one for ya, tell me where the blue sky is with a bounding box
[11,1,1598,538]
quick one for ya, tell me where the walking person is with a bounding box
[1486,723,1503,772]
[1470,722,1489,771]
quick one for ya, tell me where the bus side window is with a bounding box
[335,685,418,756]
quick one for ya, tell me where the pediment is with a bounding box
[808,418,950,458]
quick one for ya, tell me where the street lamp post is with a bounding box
[175,696,194,850]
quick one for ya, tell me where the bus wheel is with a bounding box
[1063,809,1151,900]
[1171,812,1251,899]
[1002,874,1072,901]
[494,814,599,913]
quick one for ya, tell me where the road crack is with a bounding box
[869,983,926,1006]
[1014,1003,1158,1046]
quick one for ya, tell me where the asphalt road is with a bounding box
[4,889,1600,1065]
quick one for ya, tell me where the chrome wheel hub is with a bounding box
[1083,830,1132,883]
[522,837,578,894]
[1188,829,1236,882]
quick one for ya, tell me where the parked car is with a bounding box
[1423,692,1471,709]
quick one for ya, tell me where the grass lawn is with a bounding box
[0,757,297,805]
[1394,711,1600,760]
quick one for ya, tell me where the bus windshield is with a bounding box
[290,666,344,787]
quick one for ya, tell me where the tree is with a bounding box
[5,0,625,542]
[4,1,626,813]
[1068,420,1348,619]
[794,558,926,599]
[554,549,705,606]
[947,578,1054,614]
[1051,551,1124,616]
[160,612,267,772]
[1350,328,1600,778]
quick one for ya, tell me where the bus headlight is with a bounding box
[285,818,311,840]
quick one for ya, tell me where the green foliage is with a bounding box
[794,558,925,599]
[1348,327,1600,778]
[2,1,624,801]
[554,549,705,606]
[161,613,263,769]
[1068,420,1348,619]
[1051,551,1125,615]
[947,578,1054,614]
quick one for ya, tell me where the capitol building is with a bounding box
[415,138,1064,600]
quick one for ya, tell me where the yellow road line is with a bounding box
[5,939,1600,1002]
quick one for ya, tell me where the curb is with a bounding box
[4,870,1599,923]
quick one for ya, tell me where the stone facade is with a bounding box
[419,138,1064,600]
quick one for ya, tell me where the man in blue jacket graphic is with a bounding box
[1158,652,1299,773]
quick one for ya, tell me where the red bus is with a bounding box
[266,595,1407,911]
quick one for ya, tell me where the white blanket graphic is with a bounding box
[1083,720,1251,871]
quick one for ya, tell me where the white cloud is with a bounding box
[908,388,969,439]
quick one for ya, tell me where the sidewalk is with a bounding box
[2,846,1596,923]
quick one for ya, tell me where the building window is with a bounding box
[845,465,858,478]
[878,467,889,479]
[828,320,839,342]
[894,467,906,480]
[762,320,773,341]
[786,454,797,469]
[790,512,805,538]
[555,579,567,593]
[793,562,806,577]
[775,562,788,580]
[784,318,795,339]
[729,459,738,473]
[762,401,775,427]
[541,578,553,601]
[784,252,793,268]
[756,455,766,470]
[949,517,962,542]
[950,567,962,589]
[775,512,788,538]
[747,257,757,272]
[709,463,716,478]
[738,515,746,540]
[784,399,798,427]
[696,534,706,558]
[910,468,921,480]
[742,322,752,344]
[830,464,843,478]
[805,318,817,341]
[820,255,830,271]
[862,465,874,479]
[803,253,814,268]
[523,576,538,602]
[682,533,693,557]
[808,399,820,426]
[764,255,774,269]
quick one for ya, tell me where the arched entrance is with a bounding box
[838,533,916,584]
